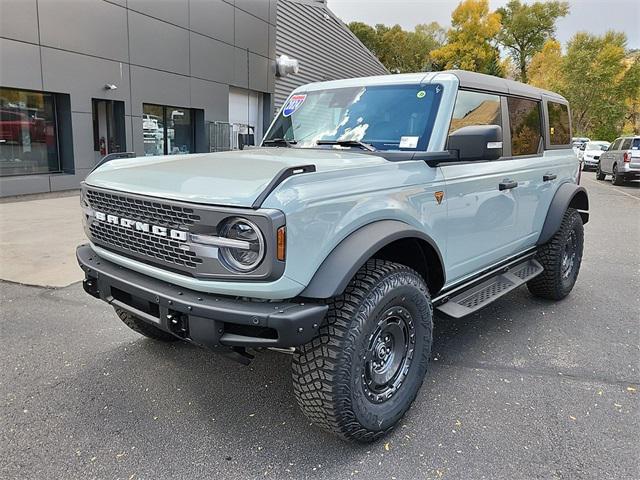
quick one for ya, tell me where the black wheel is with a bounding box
[596,164,606,180]
[528,208,584,300]
[612,164,624,185]
[292,260,433,442]
[115,308,178,341]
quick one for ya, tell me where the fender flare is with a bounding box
[537,183,589,245]
[300,220,444,299]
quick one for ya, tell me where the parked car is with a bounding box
[596,135,640,185]
[578,141,610,171]
[77,70,588,442]
[572,137,590,156]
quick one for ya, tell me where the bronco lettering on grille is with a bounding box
[93,211,188,241]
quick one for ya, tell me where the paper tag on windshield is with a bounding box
[283,94,306,117]
[399,136,419,149]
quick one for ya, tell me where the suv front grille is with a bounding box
[86,189,200,228]
[85,188,204,271]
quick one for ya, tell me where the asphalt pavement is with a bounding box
[1,175,638,480]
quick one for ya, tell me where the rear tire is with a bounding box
[527,208,584,300]
[612,164,624,185]
[115,308,178,341]
[596,164,606,180]
[292,260,433,442]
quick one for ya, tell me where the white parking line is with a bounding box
[582,177,640,201]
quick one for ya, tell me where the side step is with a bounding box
[436,259,543,318]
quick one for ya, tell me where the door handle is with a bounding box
[499,180,518,191]
[543,173,557,182]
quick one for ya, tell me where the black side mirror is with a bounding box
[448,125,503,161]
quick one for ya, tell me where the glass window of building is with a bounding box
[507,97,542,156]
[93,99,126,156]
[143,104,194,156]
[0,87,59,176]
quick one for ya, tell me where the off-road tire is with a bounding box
[595,164,606,180]
[115,308,178,341]
[611,164,624,185]
[292,260,433,442]
[527,208,584,300]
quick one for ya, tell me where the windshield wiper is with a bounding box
[263,138,297,147]
[316,140,376,151]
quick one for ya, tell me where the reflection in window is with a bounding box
[548,101,570,145]
[449,90,501,135]
[0,87,59,176]
[143,104,194,156]
[508,98,542,156]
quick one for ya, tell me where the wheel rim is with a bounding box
[362,306,415,404]
[561,229,577,280]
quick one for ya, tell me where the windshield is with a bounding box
[263,84,444,151]
[587,142,609,151]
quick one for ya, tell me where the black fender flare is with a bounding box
[537,183,589,245]
[300,220,445,299]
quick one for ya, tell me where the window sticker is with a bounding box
[399,136,419,149]
[283,94,307,117]
[416,90,426,99]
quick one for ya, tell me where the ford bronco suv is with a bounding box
[77,70,588,442]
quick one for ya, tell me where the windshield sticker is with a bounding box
[399,136,419,149]
[416,90,426,99]
[283,94,307,117]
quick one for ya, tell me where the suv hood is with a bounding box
[84,148,389,207]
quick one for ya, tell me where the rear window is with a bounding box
[547,101,570,145]
[633,138,640,149]
[508,97,542,156]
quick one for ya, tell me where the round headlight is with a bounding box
[218,218,265,272]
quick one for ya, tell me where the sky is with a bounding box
[326,0,640,50]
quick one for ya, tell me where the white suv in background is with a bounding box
[596,136,640,185]
[578,141,610,171]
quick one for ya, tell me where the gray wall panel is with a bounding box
[128,0,189,28]
[130,66,190,116]
[50,169,91,191]
[235,8,268,57]
[235,0,270,22]
[0,175,51,197]
[190,78,229,123]
[38,0,129,62]
[249,53,269,93]
[233,47,249,89]
[190,32,234,84]
[128,11,190,75]
[0,0,39,44]
[130,116,145,155]
[0,38,42,90]
[189,0,234,44]
[41,48,131,114]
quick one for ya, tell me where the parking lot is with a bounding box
[1,176,638,480]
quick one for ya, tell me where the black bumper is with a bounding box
[76,245,327,349]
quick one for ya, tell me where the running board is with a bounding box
[436,259,543,318]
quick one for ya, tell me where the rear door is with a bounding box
[630,137,640,169]
[601,138,622,173]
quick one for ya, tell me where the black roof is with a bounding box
[448,70,567,103]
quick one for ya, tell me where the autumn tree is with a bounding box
[496,0,569,82]
[348,22,446,73]
[430,0,502,75]
[527,39,564,91]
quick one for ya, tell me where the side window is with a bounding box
[610,138,622,151]
[547,101,570,145]
[620,138,632,150]
[507,97,542,156]
[449,90,501,135]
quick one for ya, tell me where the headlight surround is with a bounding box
[218,217,265,272]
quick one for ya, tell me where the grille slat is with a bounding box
[85,188,204,270]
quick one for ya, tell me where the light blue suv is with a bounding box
[77,70,589,441]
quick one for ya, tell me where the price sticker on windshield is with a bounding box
[283,94,307,117]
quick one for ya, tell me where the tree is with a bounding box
[527,39,564,91]
[430,0,502,74]
[496,0,569,82]
[348,22,445,73]
[563,32,638,140]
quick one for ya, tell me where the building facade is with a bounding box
[0,0,386,197]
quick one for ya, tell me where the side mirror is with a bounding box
[448,125,503,162]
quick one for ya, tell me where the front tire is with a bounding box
[292,260,433,442]
[527,208,584,300]
[115,308,178,342]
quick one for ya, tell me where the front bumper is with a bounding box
[76,244,327,348]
